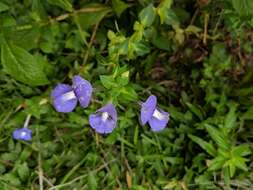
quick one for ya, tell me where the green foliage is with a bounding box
[1,40,49,86]
[0,0,252,189]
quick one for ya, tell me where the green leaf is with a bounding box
[139,4,156,27]
[119,86,138,102]
[232,145,251,157]
[208,156,226,171]
[75,4,111,30]
[233,157,248,171]
[242,105,253,120]
[185,102,204,120]
[100,75,115,89]
[224,103,237,132]
[188,134,216,157]
[88,172,97,190]
[47,0,72,12]
[157,0,179,25]
[205,124,230,150]
[112,0,128,17]
[1,40,49,86]
[232,0,253,16]
[16,162,29,181]
[0,2,9,13]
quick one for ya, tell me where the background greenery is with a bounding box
[0,0,253,189]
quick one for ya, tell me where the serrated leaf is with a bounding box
[188,134,216,157]
[1,40,49,86]
[47,0,72,12]
[139,4,156,27]
[112,0,128,17]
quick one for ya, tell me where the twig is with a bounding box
[203,12,209,45]
[80,21,100,72]
[36,128,44,190]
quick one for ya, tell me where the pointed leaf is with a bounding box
[188,134,216,157]
[205,124,230,150]
[208,156,226,171]
[232,145,251,157]
[139,4,156,27]
[112,0,128,17]
[47,0,72,12]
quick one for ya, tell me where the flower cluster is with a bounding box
[51,75,170,134]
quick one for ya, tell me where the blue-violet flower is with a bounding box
[51,75,92,113]
[141,95,169,132]
[89,103,117,134]
[12,128,32,141]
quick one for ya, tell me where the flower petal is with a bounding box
[51,84,72,99]
[98,103,117,121]
[51,84,77,113]
[72,75,93,108]
[148,109,169,132]
[89,113,116,134]
[140,95,157,125]
[12,128,32,141]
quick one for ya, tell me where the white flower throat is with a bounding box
[152,109,166,120]
[101,112,109,122]
[20,131,27,137]
[62,91,76,101]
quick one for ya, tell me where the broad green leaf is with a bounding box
[151,29,171,51]
[112,0,128,17]
[139,4,156,27]
[188,134,216,157]
[205,124,230,150]
[0,2,9,13]
[157,0,179,25]
[232,0,253,16]
[47,0,72,12]
[75,4,111,30]
[5,26,40,51]
[32,0,47,20]
[100,75,115,89]
[1,40,49,86]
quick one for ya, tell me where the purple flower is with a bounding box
[51,75,92,113]
[12,128,32,141]
[141,95,169,132]
[89,103,117,134]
